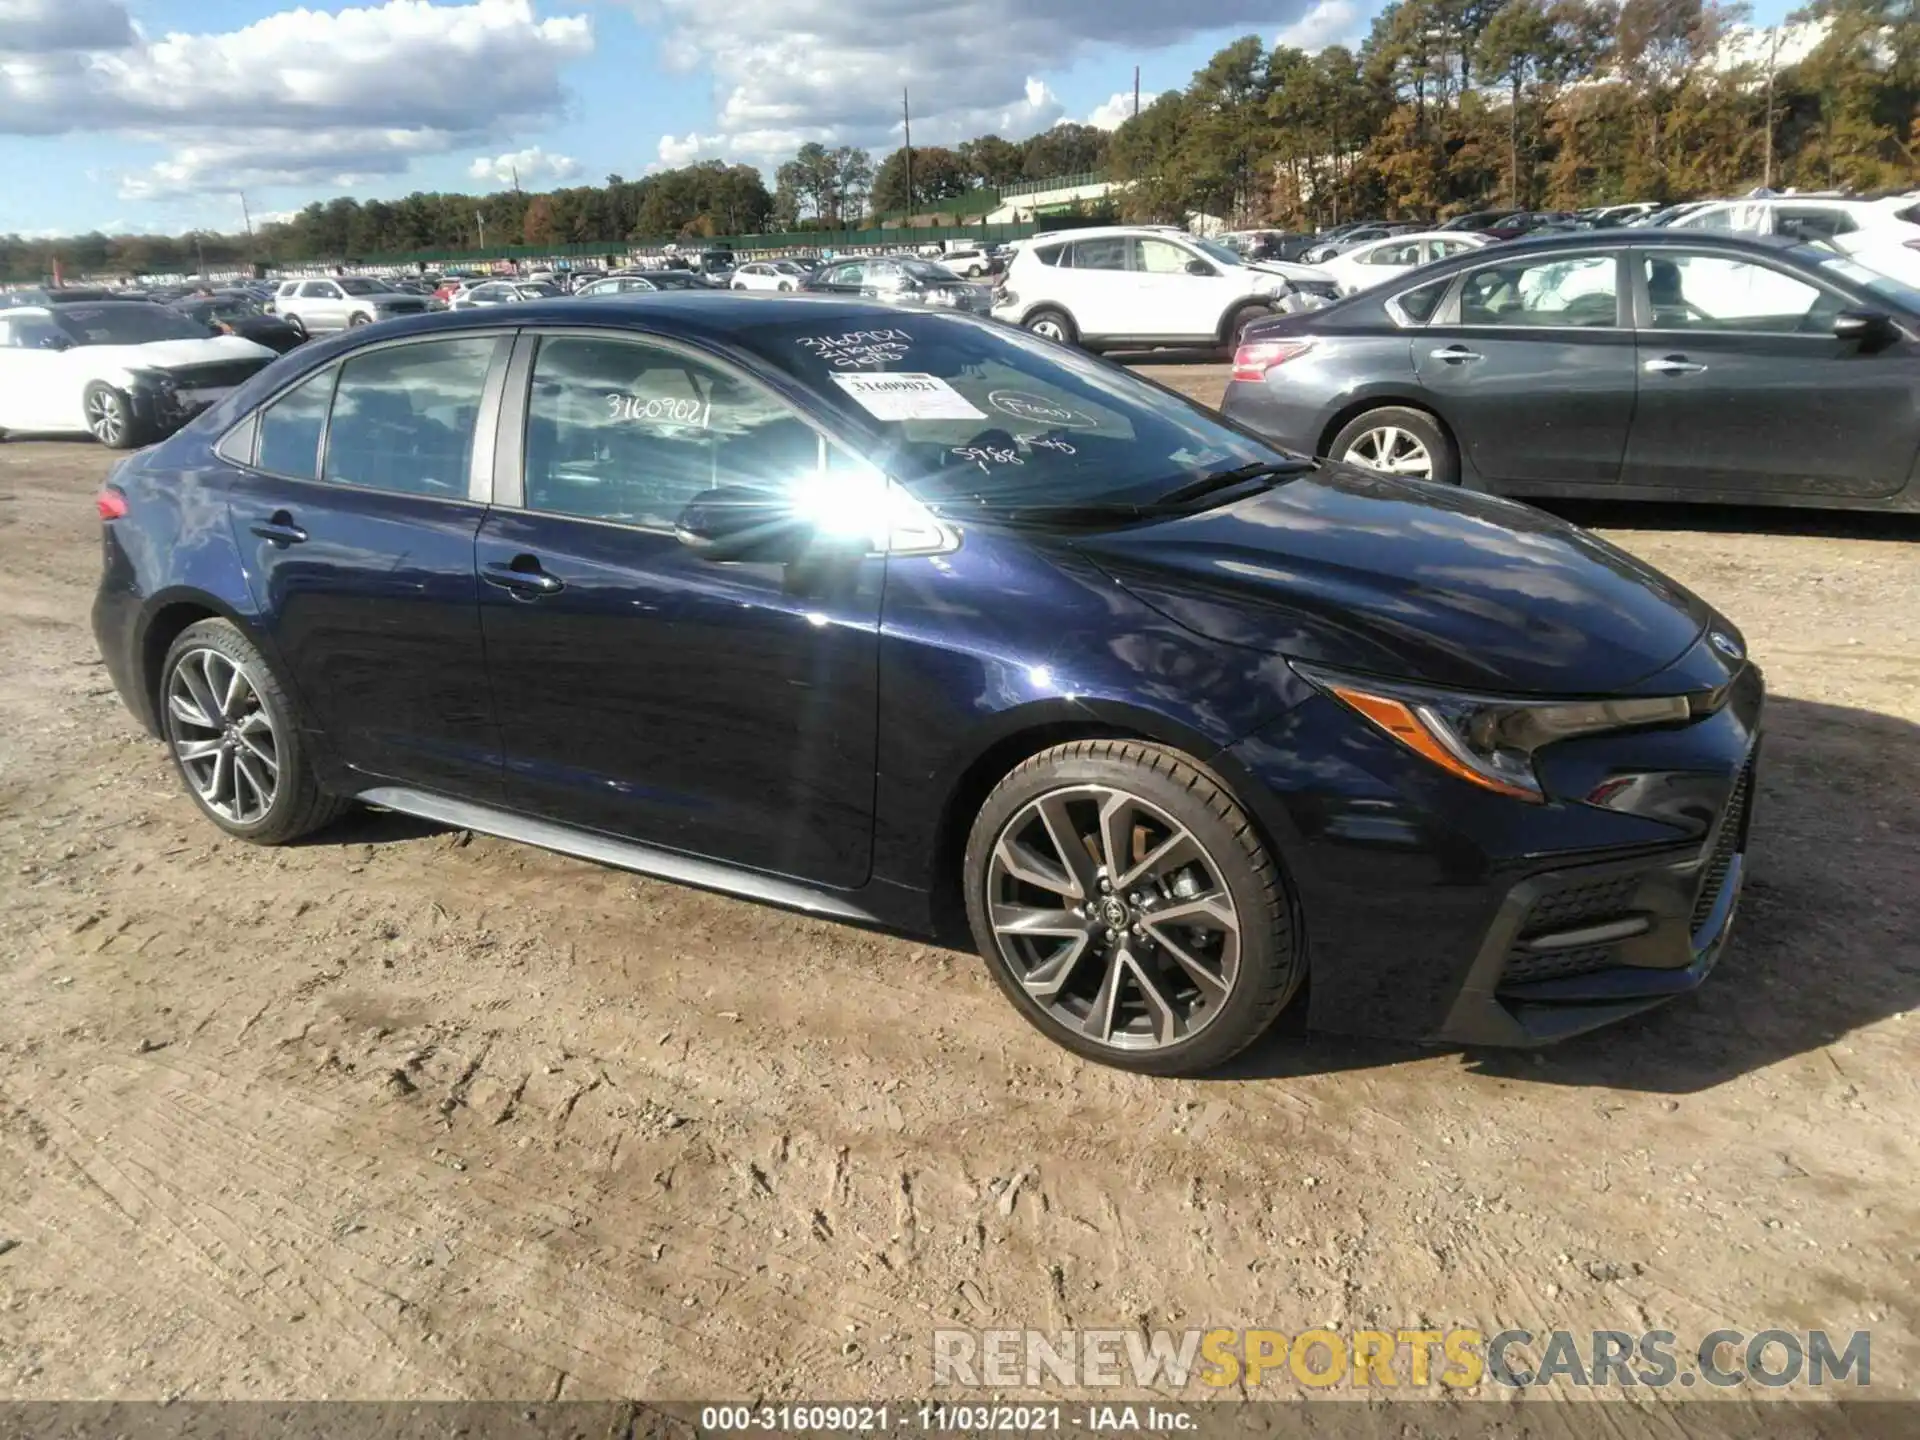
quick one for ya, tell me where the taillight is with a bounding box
[97,486,128,521]
[1231,338,1314,382]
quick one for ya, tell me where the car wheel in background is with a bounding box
[283,314,307,338]
[963,739,1302,1075]
[1328,406,1458,484]
[348,313,373,327]
[82,383,143,450]
[1223,302,1271,352]
[1022,307,1078,346]
[159,619,349,845]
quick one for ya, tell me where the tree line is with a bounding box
[3,0,1910,281]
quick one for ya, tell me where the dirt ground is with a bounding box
[2,362,1917,1406]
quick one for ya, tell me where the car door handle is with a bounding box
[249,512,308,546]
[1644,356,1708,375]
[483,557,564,597]
[1429,346,1483,363]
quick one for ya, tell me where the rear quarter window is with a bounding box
[1033,244,1065,267]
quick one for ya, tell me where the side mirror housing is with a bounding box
[674,486,814,563]
[1185,259,1216,276]
[1833,309,1893,346]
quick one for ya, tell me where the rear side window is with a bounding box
[1392,277,1451,326]
[322,338,495,497]
[1068,237,1129,271]
[1775,208,1856,242]
[254,367,336,479]
[522,335,824,531]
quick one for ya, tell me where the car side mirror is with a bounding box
[1185,260,1216,276]
[1833,309,1892,346]
[674,485,815,563]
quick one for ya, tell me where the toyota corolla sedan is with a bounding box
[91,295,1761,1074]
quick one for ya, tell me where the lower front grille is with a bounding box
[1690,760,1754,934]
[1502,944,1616,985]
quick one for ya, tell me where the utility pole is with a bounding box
[1134,65,1141,119]
[1762,25,1782,191]
[510,164,521,194]
[476,209,488,251]
[239,191,254,245]
[902,88,914,228]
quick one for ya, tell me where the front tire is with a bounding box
[1223,302,1271,353]
[1328,405,1459,484]
[963,740,1302,1075]
[1022,307,1078,346]
[348,312,373,327]
[82,383,144,450]
[159,620,349,845]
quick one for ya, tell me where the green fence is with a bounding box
[999,170,1108,200]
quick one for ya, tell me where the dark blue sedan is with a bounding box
[90,294,1761,1073]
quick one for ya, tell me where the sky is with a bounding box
[0,0,1802,238]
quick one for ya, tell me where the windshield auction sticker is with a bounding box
[830,372,987,422]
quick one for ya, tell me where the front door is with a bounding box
[0,313,83,432]
[1625,247,1918,499]
[1413,249,1636,487]
[226,334,508,796]
[476,331,883,889]
[1130,235,1231,340]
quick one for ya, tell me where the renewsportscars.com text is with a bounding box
[932,1327,1872,1390]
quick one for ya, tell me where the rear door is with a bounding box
[225,333,510,796]
[474,330,883,887]
[1059,234,1133,339]
[1412,249,1636,487]
[1624,246,1917,499]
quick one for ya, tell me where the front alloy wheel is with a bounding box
[965,740,1301,1074]
[84,385,137,449]
[987,785,1241,1050]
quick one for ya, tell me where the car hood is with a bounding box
[1246,259,1336,285]
[87,335,278,372]
[1073,467,1714,697]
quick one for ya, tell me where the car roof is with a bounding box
[1024,225,1195,243]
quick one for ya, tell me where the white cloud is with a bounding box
[0,0,593,200]
[1274,0,1362,53]
[624,0,1320,164]
[1085,89,1160,130]
[0,0,133,52]
[468,145,580,185]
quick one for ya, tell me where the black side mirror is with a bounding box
[1185,260,1216,276]
[1833,309,1893,346]
[674,485,813,562]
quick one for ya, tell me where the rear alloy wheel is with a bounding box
[965,740,1301,1074]
[1328,405,1458,484]
[82,384,141,450]
[160,619,349,844]
[1023,307,1077,346]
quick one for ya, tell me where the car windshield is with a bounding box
[899,260,963,283]
[518,283,562,297]
[1809,251,1920,314]
[1189,237,1245,266]
[52,304,217,345]
[738,314,1289,513]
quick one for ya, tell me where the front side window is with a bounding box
[522,335,825,530]
[321,338,495,497]
[1457,254,1619,327]
[255,366,337,480]
[1643,253,1839,333]
[1774,207,1856,242]
[1136,238,1199,275]
[1369,241,1425,267]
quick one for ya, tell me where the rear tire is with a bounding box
[159,619,350,845]
[1328,405,1459,484]
[1023,307,1078,346]
[963,740,1302,1075]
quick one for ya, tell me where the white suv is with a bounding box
[991,225,1337,351]
[1671,195,1920,285]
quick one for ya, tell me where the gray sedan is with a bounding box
[1220,230,1920,511]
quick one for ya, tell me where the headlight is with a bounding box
[122,367,175,393]
[1293,662,1693,803]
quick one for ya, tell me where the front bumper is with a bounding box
[1432,751,1755,1045]
[1216,643,1764,1045]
